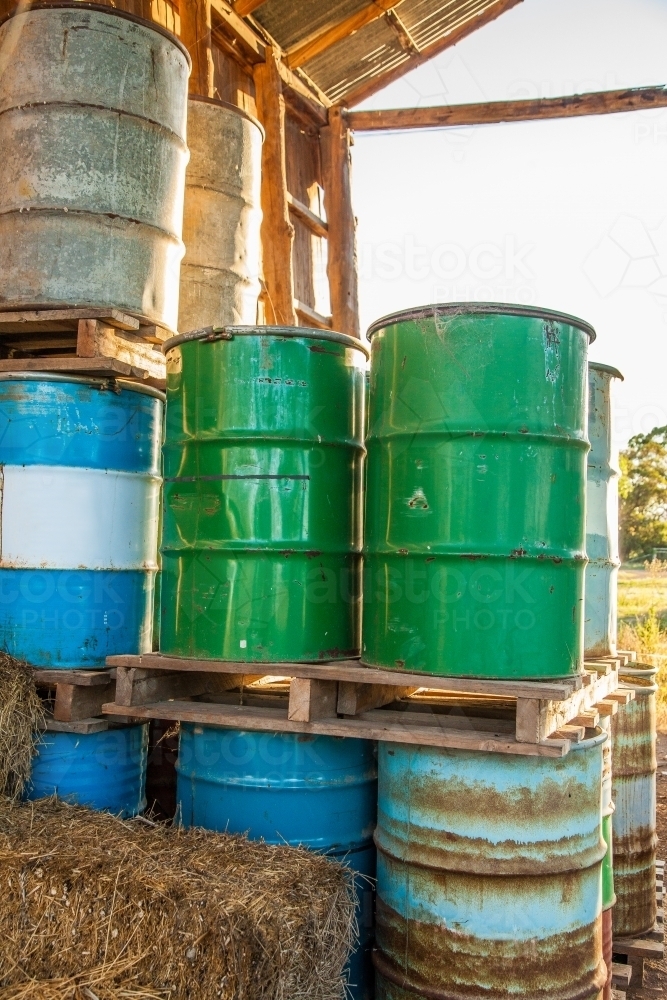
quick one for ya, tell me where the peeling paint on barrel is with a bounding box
[585,364,624,658]
[0,4,190,330]
[375,734,607,1000]
[611,666,658,936]
[363,303,595,679]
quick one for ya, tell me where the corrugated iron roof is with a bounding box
[250,0,517,105]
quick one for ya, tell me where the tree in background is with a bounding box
[620,425,667,559]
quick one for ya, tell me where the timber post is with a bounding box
[322,106,360,339]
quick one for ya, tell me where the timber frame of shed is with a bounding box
[36,0,667,340]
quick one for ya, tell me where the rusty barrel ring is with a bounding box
[163,325,370,359]
[367,301,597,342]
[0,371,165,401]
[0,1,191,65]
[589,361,624,381]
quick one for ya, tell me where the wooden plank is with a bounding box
[106,654,581,700]
[343,0,524,108]
[76,320,166,380]
[286,0,402,69]
[571,711,600,728]
[45,717,109,734]
[348,86,667,132]
[288,678,338,722]
[233,0,267,17]
[611,964,632,989]
[277,62,331,122]
[596,699,619,716]
[102,698,570,756]
[357,709,516,734]
[612,938,664,960]
[53,681,116,723]
[585,659,612,675]
[181,0,215,97]
[0,307,140,332]
[608,690,635,705]
[114,667,254,708]
[515,671,617,743]
[287,192,329,237]
[211,0,265,62]
[0,356,160,384]
[294,299,333,330]
[254,48,297,325]
[515,698,542,743]
[385,7,419,54]
[338,683,418,716]
[321,106,360,338]
[33,669,112,687]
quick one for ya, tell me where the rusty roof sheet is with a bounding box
[251,0,514,105]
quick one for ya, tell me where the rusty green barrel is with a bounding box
[585,364,624,658]
[364,303,594,679]
[375,734,607,1000]
[612,666,658,936]
[160,326,367,661]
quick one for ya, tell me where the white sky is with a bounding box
[351,0,667,448]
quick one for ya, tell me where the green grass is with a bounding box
[618,564,667,727]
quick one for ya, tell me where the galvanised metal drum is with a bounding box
[585,364,623,657]
[176,727,377,1000]
[612,666,658,936]
[375,734,607,1000]
[0,375,163,668]
[600,716,615,1000]
[26,724,148,817]
[179,98,264,332]
[364,303,594,679]
[0,3,190,331]
[161,327,367,661]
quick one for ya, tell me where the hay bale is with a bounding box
[0,799,357,1000]
[0,653,44,800]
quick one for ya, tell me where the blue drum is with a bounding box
[0,374,163,667]
[176,726,377,1000]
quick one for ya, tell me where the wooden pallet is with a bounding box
[101,653,628,757]
[0,307,168,386]
[613,860,665,989]
[34,667,117,734]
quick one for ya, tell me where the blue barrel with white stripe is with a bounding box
[0,374,163,668]
[26,723,148,816]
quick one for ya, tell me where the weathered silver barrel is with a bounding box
[375,735,607,1000]
[0,3,190,332]
[585,363,624,657]
[612,666,658,936]
[179,97,264,331]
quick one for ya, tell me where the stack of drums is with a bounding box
[363,304,608,999]
[0,373,162,815]
[162,326,374,999]
[0,2,191,815]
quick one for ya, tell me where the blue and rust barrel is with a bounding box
[0,2,190,331]
[26,724,149,817]
[176,726,377,1000]
[585,364,624,657]
[0,375,163,668]
[600,715,616,1000]
[612,666,658,936]
[364,303,594,679]
[375,734,607,1000]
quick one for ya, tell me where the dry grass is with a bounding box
[0,799,356,1000]
[618,567,667,728]
[0,653,44,800]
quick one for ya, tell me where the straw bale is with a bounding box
[0,654,44,800]
[0,799,357,1000]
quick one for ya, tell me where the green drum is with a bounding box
[364,303,594,679]
[161,326,367,661]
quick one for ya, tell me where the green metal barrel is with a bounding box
[364,303,594,679]
[160,326,367,661]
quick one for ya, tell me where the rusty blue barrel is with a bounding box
[0,3,190,331]
[175,726,377,1000]
[612,666,658,935]
[375,734,607,1000]
[26,724,148,817]
[586,364,624,657]
[364,303,594,679]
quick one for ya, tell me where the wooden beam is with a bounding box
[294,299,332,330]
[180,0,215,97]
[385,8,419,54]
[233,0,266,15]
[210,0,265,62]
[287,0,403,69]
[287,193,329,238]
[321,106,360,338]
[348,85,667,131]
[288,678,338,722]
[344,0,524,108]
[253,48,297,325]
